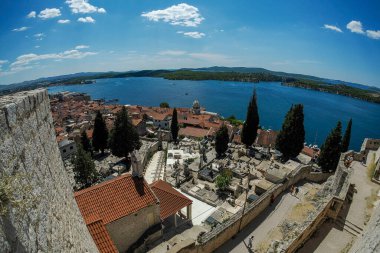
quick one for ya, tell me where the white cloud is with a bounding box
[346,20,380,40]
[35,46,40,48]
[66,0,106,14]
[182,31,205,39]
[188,53,229,62]
[0,60,8,72]
[58,19,71,24]
[75,45,90,49]
[27,11,36,18]
[34,33,46,40]
[0,61,7,75]
[347,20,364,34]
[142,3,204,27]
[78,16,95,23]
[158,50,187,56]
[12,27,29,32]
[38,8,61,19]
[98,8,106,14]
[366,30,380,40]
[9,48,97,73]
[323,24,342,33]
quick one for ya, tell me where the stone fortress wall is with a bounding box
[0,90,98,252]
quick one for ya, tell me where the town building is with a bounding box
[58,139,77,160]
[74,174,162,252]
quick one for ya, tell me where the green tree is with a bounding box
[160,102,170,108]
[72,144,99,189]
[275,104,305,160]
[215,168,232,191]
[215,125,229,157]
[318,121,342,172]
[109,107,141,158]
[341,118,352,152]
[81,131,92,155]
[92,111,108,155]
[171,108,179,142]
[241,89,260,147]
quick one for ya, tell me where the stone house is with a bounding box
[74,174,162,252]
[58,139,77,160]
[132,118,147,136]
[361,138,380,159]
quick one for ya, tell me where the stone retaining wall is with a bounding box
[176,165,317,253]
[0,89,98,252]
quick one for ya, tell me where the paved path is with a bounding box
[177,190,216,226]
[215,191,300,253]
[298,161,380,253]
[145,151,164,184]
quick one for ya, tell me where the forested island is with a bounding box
[1,68,379,104]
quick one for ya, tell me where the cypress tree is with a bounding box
[341,118,352,152]
[92,111,108,155]
[81,131,92,155]
[109,107,141,158]
[275,104,305,160]
[72,144,99,189]
[171,108,179,143]
[318,121,342,172]
[241,89,260,148]
[215,125,229,157]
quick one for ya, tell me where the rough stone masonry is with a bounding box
[0,89,98,252]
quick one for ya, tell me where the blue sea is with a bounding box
[48,77,380,151]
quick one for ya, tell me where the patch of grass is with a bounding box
[340,240,354,253]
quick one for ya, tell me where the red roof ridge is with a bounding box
[74,173,132,197]
[150,180,192,202]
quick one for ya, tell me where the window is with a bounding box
[63,149,66,153]
[70,146,73,150]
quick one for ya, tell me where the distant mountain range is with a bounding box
[1,66,379,94]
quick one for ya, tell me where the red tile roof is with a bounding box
[179,126,211,138]
[74,174,159,225]
[256,129,278,147]
[86,214,118,253]
[132,118,143,126]
[302,146,319,157]
[150,180,192,220]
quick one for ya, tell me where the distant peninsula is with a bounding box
[1,67,379,104]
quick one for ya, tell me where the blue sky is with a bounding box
[0,0,380,86]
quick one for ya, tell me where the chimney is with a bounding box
[131,150,143,178]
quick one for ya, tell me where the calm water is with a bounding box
[48,77,380,151]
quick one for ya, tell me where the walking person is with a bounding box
[295,187,299,196]
[290,185,295,196]
[248,235,254,249]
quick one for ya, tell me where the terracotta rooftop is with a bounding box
[302,146,319,157]
[150,180,192,220]
[132,118,143,126]
[86,214,118,253]
[74,174,159,225]
[256,129,278,147]
[179,126,211,138]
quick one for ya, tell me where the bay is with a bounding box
[48,77,380,151]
